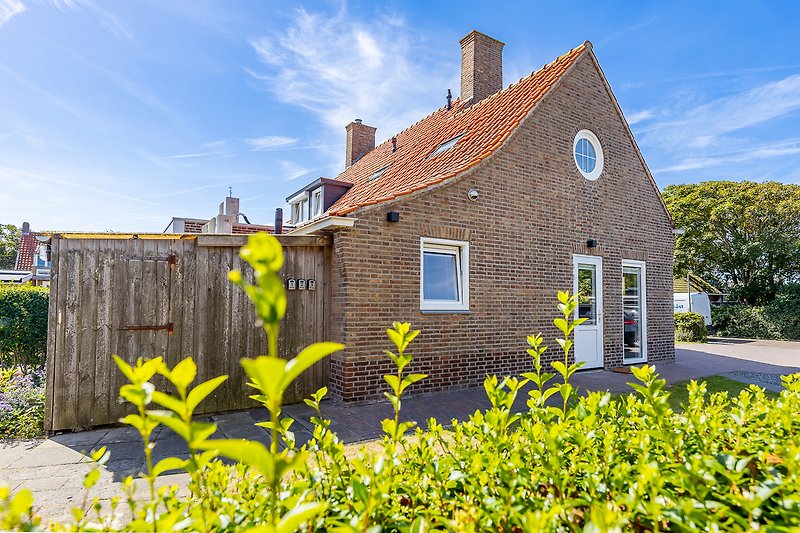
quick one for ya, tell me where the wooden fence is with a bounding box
[44,233,332,432]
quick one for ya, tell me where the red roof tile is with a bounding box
[327,42,589,216]
[15,233,40,271]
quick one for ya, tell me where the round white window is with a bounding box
[573,129,604,180]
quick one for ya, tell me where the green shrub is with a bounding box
[4,234,800,532]
[0,284,49,373]
[711,284,800,340]
[674,311,707,342]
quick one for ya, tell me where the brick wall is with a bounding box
[329,53,674,402]
[460,30,504,105]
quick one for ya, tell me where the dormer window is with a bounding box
[286,178,353,225]
[428,133,465,159]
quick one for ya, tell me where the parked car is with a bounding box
[624,308,639,346]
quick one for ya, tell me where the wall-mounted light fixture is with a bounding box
[387,211,400,223]
[468,188,479,201]
[586,239,598,248]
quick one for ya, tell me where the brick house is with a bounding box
[14,222,51,287]
[286,30,674,402]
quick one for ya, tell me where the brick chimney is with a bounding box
[345,119,376,167]
[460,30,504,106]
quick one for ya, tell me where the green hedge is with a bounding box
[712,287,800,340]
[674,311,708,342]
[0,284,49,373]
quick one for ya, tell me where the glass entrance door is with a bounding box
[573,255,603,369]
[622,261,646,362]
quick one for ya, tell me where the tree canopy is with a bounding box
[0,224,20,270]
[662,180,800,304]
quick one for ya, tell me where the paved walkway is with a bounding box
[2,338,798,524]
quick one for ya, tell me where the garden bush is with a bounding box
[674,311,707,342]
[3,234,800,531]
[712,285,800,340]
[0,284,49,373]
[0,368,44,439]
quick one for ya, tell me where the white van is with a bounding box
[674,292,712,326]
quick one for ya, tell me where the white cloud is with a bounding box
[640,74,800,151]
[248,6,454,152]
[279,160,311,181]
[46,0,133,40]
[246,135,298,150]
[0,0,25,27]
[625,108,655,125]
[653,139,800,174]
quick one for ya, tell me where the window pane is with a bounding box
[577,264,596,325]
[575,138,597,173]
[423,251,459,301]
[623,266,642,360]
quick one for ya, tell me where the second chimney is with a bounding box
[460,30,504,106]
[345,119,376,167]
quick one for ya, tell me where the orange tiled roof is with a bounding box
[327,42,590,216]
[15,233,41,271]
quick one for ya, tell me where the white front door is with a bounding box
[573,255,603,369]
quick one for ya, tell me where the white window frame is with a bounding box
[573,129,604,181]
[621,259,647,363]
[311,188,323,218]
[420,237,469,312]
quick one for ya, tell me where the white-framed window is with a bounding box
[420,237,469,312]
[622,259,647,363]
[311,188,323,218]
[573,129,604,181]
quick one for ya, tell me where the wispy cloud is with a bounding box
[46,0,133,40]
[0,63,95,125]
[653,139,800,173]
[248,6,454,148]
[625,108,655,125]
[0,0,25,27]
[246,135,298,150]
[641,74,800,150]
[279,160,312,181]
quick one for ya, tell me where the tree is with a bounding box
[0,224,21,270]
[663,181,800,304]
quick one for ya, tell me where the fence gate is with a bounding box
[45,234,332,432]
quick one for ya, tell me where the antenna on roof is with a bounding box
[228,186,232,197]
[391,137,397,153]
[446,89,452,110]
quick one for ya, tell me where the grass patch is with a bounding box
[662,375,779,411]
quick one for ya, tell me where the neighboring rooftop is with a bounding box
[674,273,726,295]
[15,231,44,271]
[325,41,590,216]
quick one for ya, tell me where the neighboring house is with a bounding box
[0,270,33,283]
[14,222,51,287]
[165,195,286,235]
[286,31,675,402]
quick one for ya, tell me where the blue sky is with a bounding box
[1,0,799,232]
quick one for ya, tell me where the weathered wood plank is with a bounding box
[93,239,114,426]
[45,236,332,430]
[77,239,98,427]
[44,236,60,432]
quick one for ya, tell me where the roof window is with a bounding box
[368,165,391,181]
[428,133,465,159]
